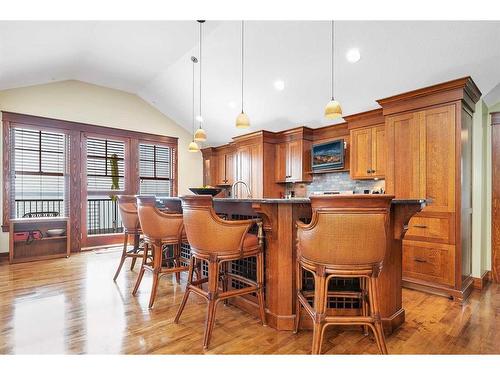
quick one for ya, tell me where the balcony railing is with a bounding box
[15,199,64,219]
[14,198,123,235]
[87,198,124,235]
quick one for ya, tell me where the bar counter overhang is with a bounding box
[158,196,425,334]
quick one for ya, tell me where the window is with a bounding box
[12,128,67,218]
[86,137,125,191]
[139,143,173,196]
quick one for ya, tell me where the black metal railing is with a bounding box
[87,198,123,235]
[15,199,64,218]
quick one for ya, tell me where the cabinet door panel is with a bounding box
[388,113,421,198]
[250,143,263,198]
[350,128,372,179]
[371,125,386,178]
[226,153,235,185]
[275,143,287,182]
[288,140,302,182]
[421,105,455,212]
[216,153,227,185]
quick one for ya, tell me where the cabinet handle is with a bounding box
[366,169,372,174]
[413,224,428,229]
[371,169,376,173]
[413,258,428,263]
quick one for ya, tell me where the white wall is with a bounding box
[0,80,203,253]
[472,100,489,277]
[484,101,500,273]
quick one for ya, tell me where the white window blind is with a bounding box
[12,128,67,218]
[86,137,125,191]
[139,143,172,196]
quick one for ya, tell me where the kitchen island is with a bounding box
[157,196,425,333]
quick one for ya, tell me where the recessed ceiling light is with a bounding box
[274,80,285,91]
[346,48,361,63]
[228,101,236,108]
[195,115,203,123]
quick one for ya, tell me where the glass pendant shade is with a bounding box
[188,140,200,152]
[235,111,250,129]
[324,99,342,119]
[194,127,207,142]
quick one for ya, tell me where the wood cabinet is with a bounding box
[350,125,385,179]
[9,217,70,263]
[346,109,385,180]
[216,151,234,186]
[275,139,312,183]
[235,142,263,198]
[379,77,481,301]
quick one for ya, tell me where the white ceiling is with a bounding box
[1,21,500,145]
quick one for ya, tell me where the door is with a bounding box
[235,145,251,198]
[287,140,302,182]
[492,112,500,283]
[226,152,235,185]
[371,125,386,178]
[386,112,421,198]
[81,133,130,248]
[350,128,373,179]
[420,105,456,212]
[216,153,227,185]
[275,143,287,182]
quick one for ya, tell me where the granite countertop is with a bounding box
[157,196,426,205]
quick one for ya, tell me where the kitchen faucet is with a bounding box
[231,180,252,199]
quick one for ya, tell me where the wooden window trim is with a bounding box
[138,142,177,196]
[2,111,179,237]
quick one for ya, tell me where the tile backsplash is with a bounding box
[288,172,385,197]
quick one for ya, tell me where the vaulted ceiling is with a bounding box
[1,21,500,145]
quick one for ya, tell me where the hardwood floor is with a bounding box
[0,249,498,354]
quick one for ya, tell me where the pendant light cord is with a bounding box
[331,20,334,101]
[241,20,245,113]
[199,21,203,126]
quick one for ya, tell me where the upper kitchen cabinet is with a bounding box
[378,76,481,301]
[201,146,235,186]
[216,147,235,186]
[346,109,386,180]
[275,128,313,183]
[202,131,283,198]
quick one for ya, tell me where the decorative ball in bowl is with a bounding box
[189,187,222,196]
[46,228,66,237]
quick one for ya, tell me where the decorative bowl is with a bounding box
[189,187,223,196]
[46,228,66,237]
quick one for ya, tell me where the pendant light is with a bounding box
[194,20,207,142]
[324,20,342,119]
[236,20,250,129]
[188,56,200,152]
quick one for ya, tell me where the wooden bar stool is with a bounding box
[113,195,146,281]
[294,195,394,355]
[132,196,189,308]
[174,195,266,349]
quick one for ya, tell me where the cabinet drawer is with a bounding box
[404,213,454,244]
[403,240,455,286]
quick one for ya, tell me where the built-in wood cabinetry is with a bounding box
[275,128,312,183]
[216,148,235,186]
[378,77,481,301]
[202,131,283,198]
[346,109,386,180]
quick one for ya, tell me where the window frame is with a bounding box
[138,141,176,197]
[1,112,178,250]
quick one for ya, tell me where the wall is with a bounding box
[0,80,203,253]
[485,101,500,274]
[471,100,489,278]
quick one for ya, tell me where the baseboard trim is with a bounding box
[472,271,491,291]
